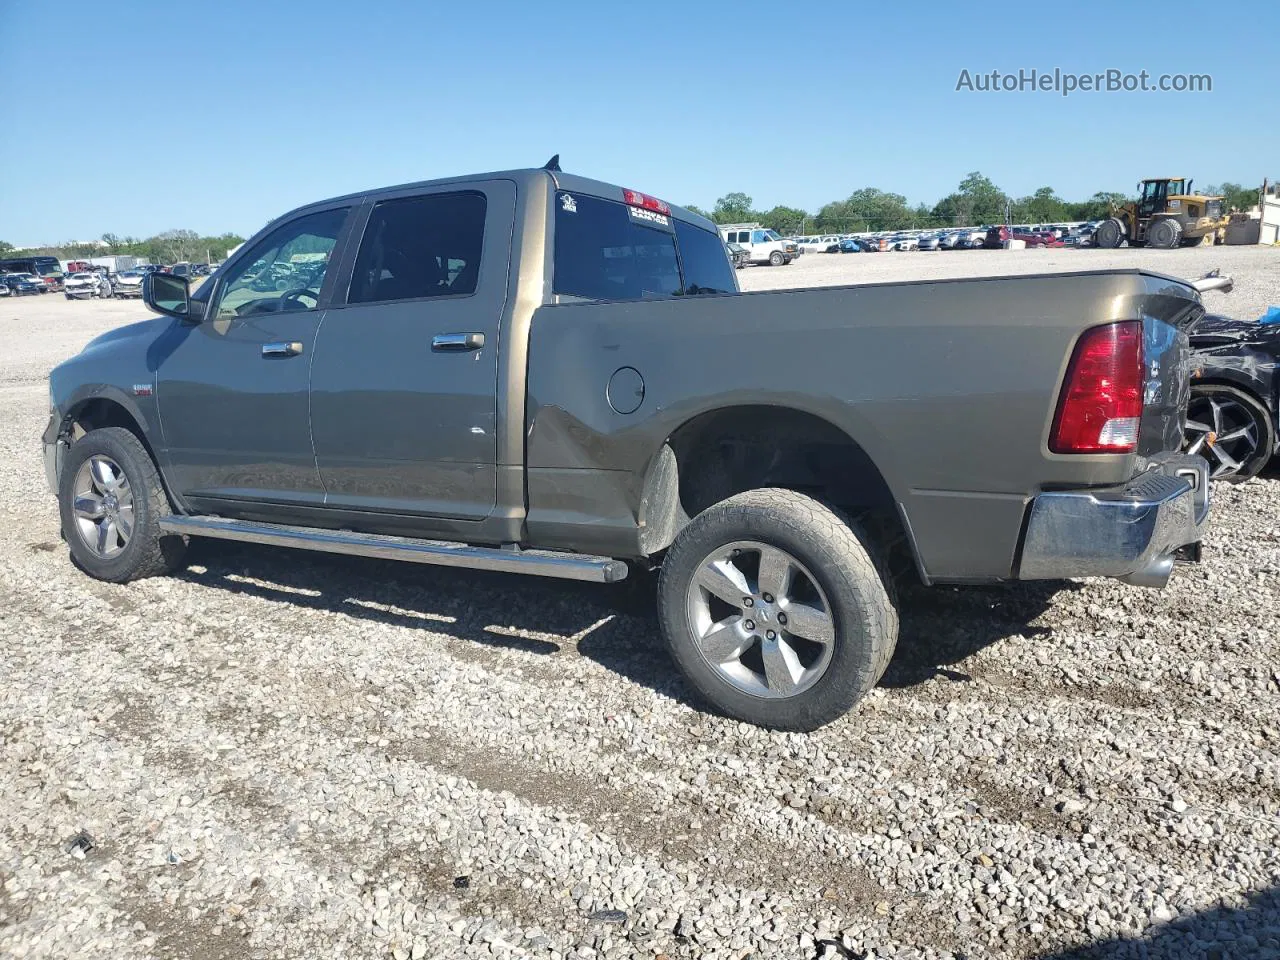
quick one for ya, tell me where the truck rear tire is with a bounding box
[58,427,188,583]
[769,251,784,266]
[657,488,898,731]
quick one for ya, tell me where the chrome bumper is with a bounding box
[1017,454,1209,588]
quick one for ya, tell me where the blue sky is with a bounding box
[0,0,1272,244]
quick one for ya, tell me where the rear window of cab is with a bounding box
[552,192,736,302]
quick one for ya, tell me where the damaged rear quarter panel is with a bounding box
[522,270,1200,580]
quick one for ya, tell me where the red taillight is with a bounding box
[1050,321,1144,454]
[622,189,670,215]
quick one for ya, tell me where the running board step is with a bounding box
[158,516,629,583]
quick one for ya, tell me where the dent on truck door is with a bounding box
[309,181,515,524]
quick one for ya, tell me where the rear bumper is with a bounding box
[1017,454,1209,588]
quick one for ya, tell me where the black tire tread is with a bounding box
[657,487,898,731]
[60,426,186,582]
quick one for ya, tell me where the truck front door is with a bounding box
[155,205,353,514]
[308,181,514,527]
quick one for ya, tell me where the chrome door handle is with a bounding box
[262,341,303,358]
[431,332,485,351]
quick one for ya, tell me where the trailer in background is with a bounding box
[88,255,138,274]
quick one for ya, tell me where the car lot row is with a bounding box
[719,221,1105,267]
[0,257,213,301]
[0,266,151,300]
[798,222,1102,253]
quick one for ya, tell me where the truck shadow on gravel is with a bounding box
[877,580,1075,689]
[1033,882,1279,959]
[176,540,1074,707]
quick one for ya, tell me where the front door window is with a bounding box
[213,209,348,320]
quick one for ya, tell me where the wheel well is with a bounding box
[65,398,144,443]
[637,405,918,578]
[62,399,175,505]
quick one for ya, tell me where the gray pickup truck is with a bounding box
[44,160,1211,730]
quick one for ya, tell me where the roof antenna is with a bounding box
[543,154,561,172]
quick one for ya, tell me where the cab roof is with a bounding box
[283,166,718,234]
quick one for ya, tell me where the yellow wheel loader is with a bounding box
[1094,178,1228,249]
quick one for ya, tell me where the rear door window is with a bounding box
[348,191,487,304]
[553,192,681,301]
[674,220,737,295]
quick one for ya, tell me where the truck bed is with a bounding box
[524,269,1203,581]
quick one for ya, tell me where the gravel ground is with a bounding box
[2,246,1278,960]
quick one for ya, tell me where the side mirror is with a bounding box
[143,272,198,321]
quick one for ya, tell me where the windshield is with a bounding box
[763,230,781,241]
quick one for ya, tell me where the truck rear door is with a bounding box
[308,180,515,524]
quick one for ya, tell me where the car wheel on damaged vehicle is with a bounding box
[1184,384,1275,481]
[58,427,188,582]
[657,488,897,731]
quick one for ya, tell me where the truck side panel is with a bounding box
[523,271,1200,580]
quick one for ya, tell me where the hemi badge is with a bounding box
[132,384,153,397]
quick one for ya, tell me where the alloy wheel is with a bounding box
[1185,395,1260,478]
[72,455,135,559]
[685,540,835,699]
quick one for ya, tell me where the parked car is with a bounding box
[887,234,918,251]
[838,238,863,253]
[916,234,943,251]
[0,280,9,296]
[984,226,1062,249]
[0,273,44,295]
[1072,223,1099,247]
[796,236,837,253]
[725,242,750,269]
[112,270,146,298]
[63,272,110,300]
[43,161,1210,731]
[1185,308,1280,480]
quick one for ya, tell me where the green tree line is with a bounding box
[3,177,1263,259]
[686,175,1264,234]
[0,230,245,265]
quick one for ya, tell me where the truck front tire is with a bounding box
[58,427,188,583]
[657,488,898,731]
[769,251,784,266]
